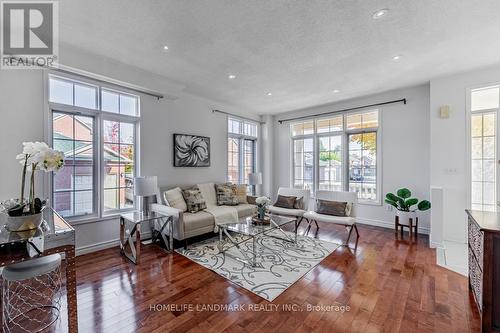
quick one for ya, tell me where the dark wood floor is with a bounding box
[55,223,479,333]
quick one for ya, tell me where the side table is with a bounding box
[119,211,172,264]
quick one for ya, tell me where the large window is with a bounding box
[290,110,380,203]
[49,75,139,219]
[469,86,499,211]
[227,117,258,192]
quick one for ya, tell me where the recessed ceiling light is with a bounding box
[267,92,272,96]
[228,74,236,80]
[372,8,389,19]
[392,55,401,60]
[162,45,169,51]
[332,89,340,93]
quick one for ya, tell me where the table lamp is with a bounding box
[248,172,262,195]
[134,176,157,216]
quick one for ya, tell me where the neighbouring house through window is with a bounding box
[49,74,139,219]
[227,117,258,193]
[290,110,380,203]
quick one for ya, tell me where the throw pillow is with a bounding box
[233,184,248,204]
[163,187,187,212]
[274,195,297,209]
[345,202,353,217]
[316,199,348,217]
[215,183,239,206]
[293,197,304,210]
[182,188,207,213]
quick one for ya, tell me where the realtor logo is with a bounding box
[1,1,58,69]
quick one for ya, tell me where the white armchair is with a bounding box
[303,191,359,246]
[268,187,311,226]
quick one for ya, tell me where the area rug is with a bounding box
[176,230,340,301]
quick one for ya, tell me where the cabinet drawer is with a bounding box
[468,218,484,271]
[469,248,483,312]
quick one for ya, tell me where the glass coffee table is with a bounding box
[217,214,299,267]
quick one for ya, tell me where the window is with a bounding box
[49,74,140,219]
[227,117,258,193]
[290,110,380,203]
[469,86,499,212]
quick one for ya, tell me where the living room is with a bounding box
[0,1,499,332]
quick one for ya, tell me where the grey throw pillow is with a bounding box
[274,195,297,209]
[316,199,348,217]
[215,183,239,206]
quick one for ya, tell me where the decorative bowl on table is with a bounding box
[252,215,270,225]
[2,212,43,232]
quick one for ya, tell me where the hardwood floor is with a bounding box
[55,223,479,333]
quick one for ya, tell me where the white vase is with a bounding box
[396,210,415,226]
[2,213,43,231]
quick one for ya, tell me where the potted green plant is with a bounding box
[0,142,64,231]
[385,188,431,224]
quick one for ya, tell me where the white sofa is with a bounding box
[151,182,257,242]
[268,187,311,227]
[303,191,359,245]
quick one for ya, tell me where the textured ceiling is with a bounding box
[60,0,500,114]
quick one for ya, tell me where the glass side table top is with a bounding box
[120,211,166,223]
[222,214,296,237]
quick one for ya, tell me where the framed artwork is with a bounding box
[173,134,210,167]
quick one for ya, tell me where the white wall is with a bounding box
[0,44,260,254]
[429,63,500,245]
[272,84,431,232]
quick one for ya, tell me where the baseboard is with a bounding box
[76,231,153,256]
[356,217,430,235]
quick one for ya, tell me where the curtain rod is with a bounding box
[49,66,166,100]
[212,109,266,124]
[277,98,407,124]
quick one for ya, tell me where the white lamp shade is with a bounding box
[133,176,157,196]
[248,172,262,185]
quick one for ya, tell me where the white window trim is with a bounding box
[43,70,141,223]
[290,109,383,205]
[466,82,500,211]
[226,116,259,189]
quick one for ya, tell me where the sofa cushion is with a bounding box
[215,183,239,206]
[233,184,248,204]
[197,182,217,206]
[183,211,215,232]
[182,188,207,213]
[274,195,297,209]
[268,205,306,217]
[303,211,355,226]
[316,199,348,217]
[163,187,187,212]
[233,204,257,218]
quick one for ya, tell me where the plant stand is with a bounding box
[394,215,418,241]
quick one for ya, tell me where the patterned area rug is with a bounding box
[176,230,340,301]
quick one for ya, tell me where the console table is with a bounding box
[466,209,500,332]
[0,207,78,332]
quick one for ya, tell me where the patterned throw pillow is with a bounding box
[233,184,248,204]
[316,199,348,217]
[215,183,239,206]
[182,188,207,213]
[274,195,297,209]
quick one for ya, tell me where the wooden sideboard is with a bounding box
[466,210,500,332]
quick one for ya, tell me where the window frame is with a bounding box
[290,109,382,205]
[45,71,140,223]
[467,83,500,212]
[226,117,258,193]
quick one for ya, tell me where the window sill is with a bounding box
[358,200,382,207]
[67,213,123,226]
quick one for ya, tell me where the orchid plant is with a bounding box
[4,142,65,217]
